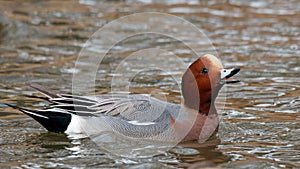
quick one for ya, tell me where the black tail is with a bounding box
[5,104,71,133]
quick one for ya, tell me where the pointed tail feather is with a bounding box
[5,103,71,133]
[5,103,49,119]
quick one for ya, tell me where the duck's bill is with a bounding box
[220,68,240,84]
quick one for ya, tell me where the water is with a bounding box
[0,0,299,168]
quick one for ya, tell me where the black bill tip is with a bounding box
[220,68,241,84]
[225,68,240,79]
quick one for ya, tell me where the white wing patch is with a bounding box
[128,120,156,126]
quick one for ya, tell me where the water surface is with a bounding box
[0,0,299,168]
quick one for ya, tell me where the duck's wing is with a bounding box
[50,93,176,123]
[30,83,178,123]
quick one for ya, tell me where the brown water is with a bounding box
[0,0,299,168]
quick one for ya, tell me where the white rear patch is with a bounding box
[65,114,84,134]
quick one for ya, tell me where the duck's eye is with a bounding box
[201,68,209,74]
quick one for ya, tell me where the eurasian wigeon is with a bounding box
[7,54,240,142]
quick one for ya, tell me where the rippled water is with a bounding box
[0,0,299,168]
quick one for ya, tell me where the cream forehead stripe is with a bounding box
[201,54,223,68]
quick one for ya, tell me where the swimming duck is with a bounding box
[7,54,240,142]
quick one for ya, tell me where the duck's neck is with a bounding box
[182,83,220,115]
[183,91,217,115]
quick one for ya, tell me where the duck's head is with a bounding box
[181,54,240,113]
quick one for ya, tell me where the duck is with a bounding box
[6,54,240,143]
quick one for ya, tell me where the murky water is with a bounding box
[0,0,299,168]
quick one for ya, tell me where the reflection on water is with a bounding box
[0,0,299,168]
